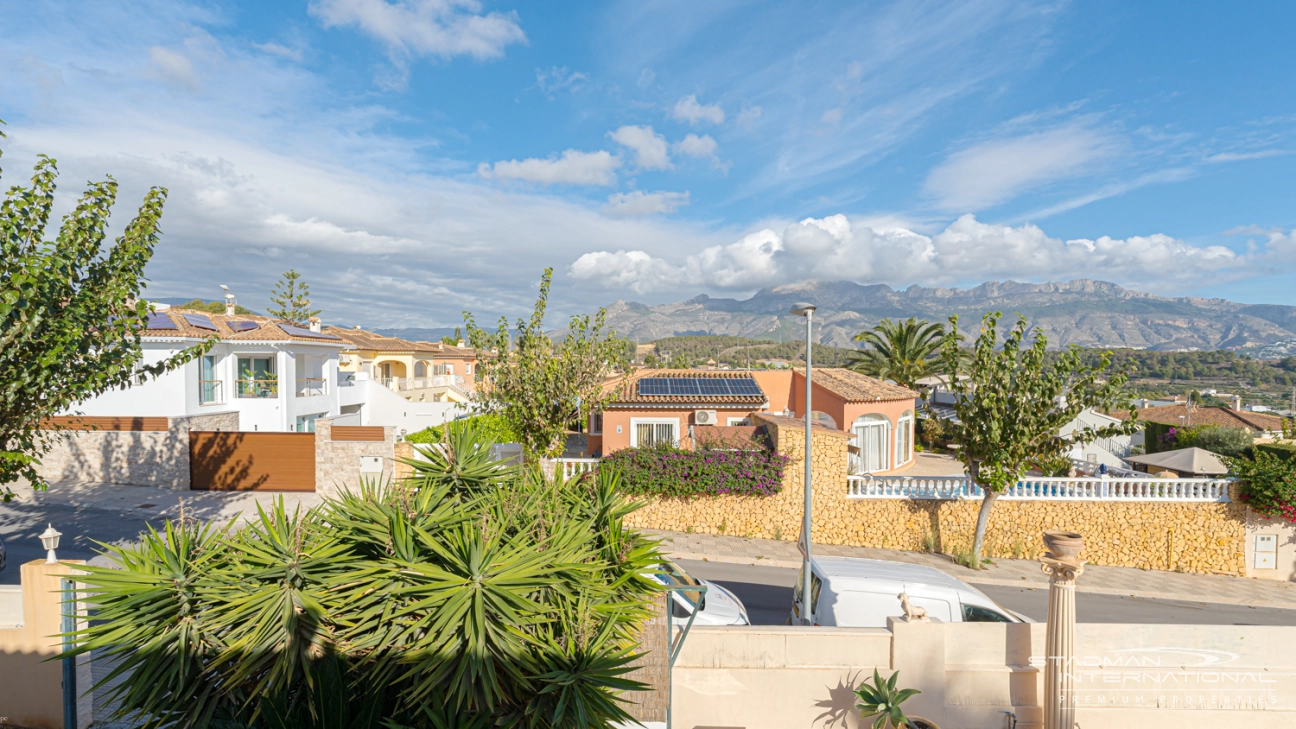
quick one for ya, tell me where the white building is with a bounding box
[1062,408,1140,469]
[68,307,462,434]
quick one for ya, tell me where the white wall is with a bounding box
[338,373,467,435]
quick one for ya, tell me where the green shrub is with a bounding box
[1254,442,1296,463]
[1230,451,1296,523]
[1173,424,1252,457]
[601,441,789,498]
[405,412,519,445]
[66,427,660,728]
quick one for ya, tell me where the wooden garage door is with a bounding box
[190,432,316,491]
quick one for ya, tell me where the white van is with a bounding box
[790,556,1028,626]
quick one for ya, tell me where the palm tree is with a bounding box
[848,317,945,389]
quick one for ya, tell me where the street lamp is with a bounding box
[39,524,62,564]
[789,302,816,625]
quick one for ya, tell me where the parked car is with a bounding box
[650,559,750,626]
[790,556,1029,627]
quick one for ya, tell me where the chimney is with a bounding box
[309,316,322,333]
[457,339,466,348]
[220,284,236,316]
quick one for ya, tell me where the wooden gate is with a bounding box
[189,432,316,491]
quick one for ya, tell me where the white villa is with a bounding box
[67,305,462,434]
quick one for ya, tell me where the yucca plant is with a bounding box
[65,428,661,729]
[854,669,922,729]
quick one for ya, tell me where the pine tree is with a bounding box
[267,270,320,326]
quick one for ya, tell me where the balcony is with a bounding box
[296,378,327,397]
[236,379,279,398]
[387,375,465,391]
[199,379,224,405]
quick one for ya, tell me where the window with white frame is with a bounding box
[727,416,751,426]
[851,414,891,473]
[895,410,914,466]
[631,417,679,447]
[199,354,222,404]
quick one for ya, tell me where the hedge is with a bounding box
[601,443,789,498]
[1252,442,1296,463]
[406,413,519,445]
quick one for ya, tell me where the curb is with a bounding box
[666,551,1296,612]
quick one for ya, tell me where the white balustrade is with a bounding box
[847,474,1232,502]
[557,458,600,479]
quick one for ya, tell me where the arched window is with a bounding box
[895,410,914,466]
[415,361,427,377]
[851,414,891,474]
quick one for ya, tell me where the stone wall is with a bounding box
[314,418,396,497]
[33,411,239,490]
[624,414,1248,575]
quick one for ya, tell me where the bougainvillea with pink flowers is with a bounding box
[1229,451,1296,523]
[601,441,789,498]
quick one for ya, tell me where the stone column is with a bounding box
[1040,535,1084,729]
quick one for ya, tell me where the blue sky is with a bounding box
[2,0,1295,327]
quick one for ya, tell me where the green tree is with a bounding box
[267,269,320,325]
[1228,450,1296,522]
[175,298,255,315]
[940,313,1137,565]
[66,422,661,728]
[1174,424,1252,457]
[464,268,626,460]
[848,318,946,390]
[440,326,464,345]
[0,127,209,497]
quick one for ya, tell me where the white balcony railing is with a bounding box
[296,378,327,397]
[557,458,599,479]
[847,474,1232,502]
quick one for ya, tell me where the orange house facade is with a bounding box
[590,368,918,476]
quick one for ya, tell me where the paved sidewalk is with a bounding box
[11,479,323,524]
[649,529,1296,611]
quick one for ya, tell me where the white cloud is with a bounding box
[821,108,843,125]
[674,133,717,158]
[924,123,1118,211]
[478,149,621,185]
[148,46,200,90]
[1205,150,1289,163]
[672,94,725,125]
[735,105,762,128]
[308,0,525,62]
[608,125,671,170]
[254,42,304,62]
[603,190,690,217]
[570,213,1286,295]
[535,66,588,95]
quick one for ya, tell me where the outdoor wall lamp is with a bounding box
[789,302,816,625]
[40,524,62,563]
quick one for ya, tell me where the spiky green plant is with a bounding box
[848,318,946,390]
[854,669,921,729]
[65,432,661,729]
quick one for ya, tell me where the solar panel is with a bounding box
[280,324,342,341]
[727,377,763,396]
[227,320,260,332]
[145,312,177,330]
[182,313,218,331]
[638,378,669,395]
[637,376,765,398]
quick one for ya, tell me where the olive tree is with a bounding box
[0,126,208,497]
[464,268,626,460]
[941,313,1138,565]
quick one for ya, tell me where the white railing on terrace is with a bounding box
[557,458,599,479]
[847,475,1232,502]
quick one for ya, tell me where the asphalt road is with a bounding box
[0,500,165,584]
[676,558,1296,626]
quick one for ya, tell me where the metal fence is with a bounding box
[846,474,1232,502]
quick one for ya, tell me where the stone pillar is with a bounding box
[1040,532,1084,729]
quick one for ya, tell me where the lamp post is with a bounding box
[39,524,62,563]
[790,302,816,625]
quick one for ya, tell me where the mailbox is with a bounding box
[359,456,384,474]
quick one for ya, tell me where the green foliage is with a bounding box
[440,326,464,345]
[1253,442,1296,463]
[600,439,789,498]
[941,313,1138,563]
[1229,450,1296,523]
[406,414,520,446]
[1172,424,1253,457]
[0,125,210,496]
[174,298,257,315]
[848,318,946,389]
[66,426,662,728]
[854,669,921,729]
[464,268,627,460]
[916,415,946,451]
[267,269,321,326]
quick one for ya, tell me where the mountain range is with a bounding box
[601,280,1296,352]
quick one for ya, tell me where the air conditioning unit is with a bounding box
[694,409,718,425]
